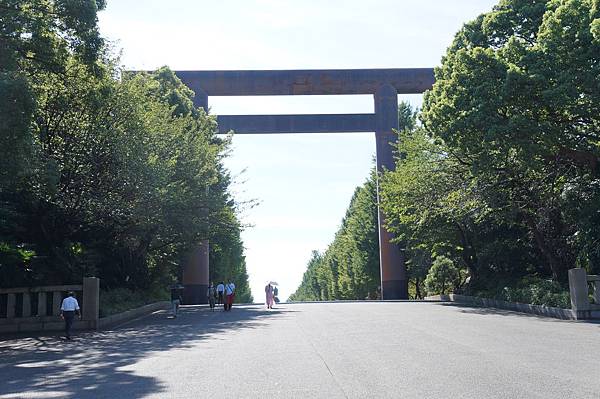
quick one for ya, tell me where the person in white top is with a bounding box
[216,282,225,306]
[224,281,235,311]
[60,291,81,340]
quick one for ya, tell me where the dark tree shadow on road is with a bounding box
[0,305,297,399]
[435,302,600,324]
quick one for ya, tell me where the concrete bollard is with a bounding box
[568,268,590,319]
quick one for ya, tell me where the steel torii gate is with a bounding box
[176,68,434,303]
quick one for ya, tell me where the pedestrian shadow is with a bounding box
[0,304,297,399]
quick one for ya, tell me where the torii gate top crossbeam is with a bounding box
[175,68,434,96]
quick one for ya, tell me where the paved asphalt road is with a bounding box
[1,302,599,398]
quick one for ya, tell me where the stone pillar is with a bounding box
[183,240,209,304]
[6,293,15,319]
[23,293,31,317]
[83,277,100,328]
[52,291,62,316]
[568,268,590,319]
[38,292,47,317]
[374,84,408,300]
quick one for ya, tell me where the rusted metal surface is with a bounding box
[175,68,434,98]
[374,85,408,299]
[182,240,209,305]
[217,113,376,134]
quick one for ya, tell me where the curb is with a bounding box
[97,301,171,329]
[424,294,582,320]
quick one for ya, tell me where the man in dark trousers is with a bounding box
[216,282,225,306]
[60,291,81,340]
[170,284,183,318]
[224,281,235,311]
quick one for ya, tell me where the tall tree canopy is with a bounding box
[381,0,600,300]
[0,0,252,302]
[295,0,600,304]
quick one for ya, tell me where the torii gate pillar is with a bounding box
[182,239,209,304]
[375,84,407,299]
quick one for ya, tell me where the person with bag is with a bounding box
[265,283,274,309]
[207,282,216,311]
[224,281,235,311]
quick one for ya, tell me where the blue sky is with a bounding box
[98,0,498,301]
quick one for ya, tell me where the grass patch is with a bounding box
[99,287,169,318]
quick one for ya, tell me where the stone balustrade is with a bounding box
[0,277,99,333]
[568,268,600,320]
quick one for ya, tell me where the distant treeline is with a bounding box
[0,1,252,302]
[291,0,600,306]
[289,171,380,301]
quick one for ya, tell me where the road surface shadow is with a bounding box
[0,305,296,398]
[435,302,600,324]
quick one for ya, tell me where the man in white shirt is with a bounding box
[216,282,225,306]
[224,282,235,311]
[60,291,81,340]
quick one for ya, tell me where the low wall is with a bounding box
[97,301,170,329]
[0,301,170,334]
[0,278,99,334]
[426,294,600,320]
[0,318,95,334]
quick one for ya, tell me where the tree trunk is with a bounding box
[454,221,478,280]
[524,214,567,282]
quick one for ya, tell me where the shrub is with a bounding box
[424,256,461,295]
[473,278,571,309]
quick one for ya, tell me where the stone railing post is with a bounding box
[568,268,590,319]
[52,291,62,316]
[38,292,47,316]
[6,293,16,319]
[83,277,100,329]
[588,275,600,306]
[23,293,31,317]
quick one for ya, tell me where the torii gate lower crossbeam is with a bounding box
[176,68,435,301]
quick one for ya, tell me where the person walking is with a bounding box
[265,283,274,309]
[207,282,216,311]
[216,282,225,306]
[60,291,80,340]
[170,284,182,318]
[224,281,235,311]
[273,285,279,304]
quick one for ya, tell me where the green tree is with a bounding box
[291,171,380,301]
[421,0,600,283]
[424,256,461,295]
[0,1,253,300]
[289,251,324,301]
